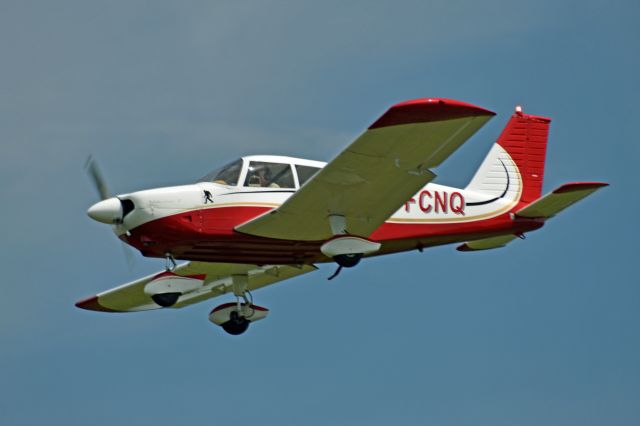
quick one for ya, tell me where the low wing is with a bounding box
[236,98,495,241]
[75,262,317,313]
[515,182,608,219]
[457,182,608,251]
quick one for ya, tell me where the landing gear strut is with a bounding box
[164,252,177,271]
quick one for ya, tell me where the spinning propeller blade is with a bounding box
[85,155,111,200]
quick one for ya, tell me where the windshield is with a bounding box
[198,159,243,186]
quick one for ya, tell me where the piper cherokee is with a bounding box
[76,98,607,335]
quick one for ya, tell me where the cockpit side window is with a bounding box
[295,165,321,186]
[199,159,243,186]
[244,161,294,189]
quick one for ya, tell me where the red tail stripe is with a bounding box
[497,112,551,203]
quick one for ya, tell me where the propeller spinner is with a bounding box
[87,197,123,224]
[85,156,134,224]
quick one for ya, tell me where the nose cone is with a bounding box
[87,197,122,224]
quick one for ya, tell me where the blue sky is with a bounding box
[1,1,638,425]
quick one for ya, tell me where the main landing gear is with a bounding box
[328,253,363,280]
[164,252,177,271]
[321,235,381,280]
[208,275,270,335]
[208,296,269,335]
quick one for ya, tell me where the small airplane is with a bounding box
[77,98,607,335]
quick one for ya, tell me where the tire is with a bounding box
[221,311,250,335]
[333,253,363,268]
[151,292,181,307]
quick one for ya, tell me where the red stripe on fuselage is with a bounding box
[122,205,543,264]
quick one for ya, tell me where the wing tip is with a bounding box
[75,295,120,313]
[553,182,609,194]
[369,98,495,129]
[394,98,495,114]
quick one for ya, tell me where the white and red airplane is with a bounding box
[77,98,607,335]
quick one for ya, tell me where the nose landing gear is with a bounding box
[164,252,177,271]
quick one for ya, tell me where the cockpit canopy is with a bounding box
[198,155,325,189]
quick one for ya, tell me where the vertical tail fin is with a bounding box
[466,106,551,204]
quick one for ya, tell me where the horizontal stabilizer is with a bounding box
[457,234,518,251]
[515,182,608,219]
[458,182,607,253]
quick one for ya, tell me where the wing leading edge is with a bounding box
[236,98,495,241]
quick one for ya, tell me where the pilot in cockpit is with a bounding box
[247,166,280,188]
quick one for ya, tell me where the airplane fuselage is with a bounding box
[104,154,543,265]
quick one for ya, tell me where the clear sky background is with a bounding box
[1,1,638,425]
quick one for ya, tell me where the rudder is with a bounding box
[467,106,551,204]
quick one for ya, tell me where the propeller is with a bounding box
[85,155,136,272]
[85,155,111,200]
